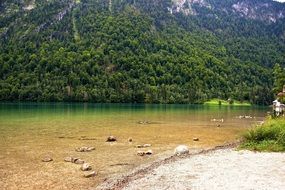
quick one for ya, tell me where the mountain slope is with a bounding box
[0,0,284,104]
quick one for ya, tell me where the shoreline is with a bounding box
[96,142,240,190]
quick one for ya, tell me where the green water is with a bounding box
[0,103,270,190]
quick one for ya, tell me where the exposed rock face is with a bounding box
[35,1,75,32]
[232,0,285,23]
[169,0,285,23]
[170,0,210,15]
[174,145,189,156]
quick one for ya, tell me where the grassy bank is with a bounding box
[204,99,251,106]
[240,117,285,152]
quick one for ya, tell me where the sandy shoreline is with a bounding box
[96,143,285,190]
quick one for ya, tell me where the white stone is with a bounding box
[174,145,189,156]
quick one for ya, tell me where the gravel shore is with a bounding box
[100,147,285,190]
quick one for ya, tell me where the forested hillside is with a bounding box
[0,0,285,104]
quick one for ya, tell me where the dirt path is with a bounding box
[98,146,285,190]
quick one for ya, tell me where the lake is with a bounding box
[0,103,269,190]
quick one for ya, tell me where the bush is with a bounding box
[240,118,285,152]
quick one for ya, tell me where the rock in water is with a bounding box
[75,146,96,152]
[128,138,133,142]
[106,136,117,142]
[193,138,199,141]
[81,163,92,171]
[42,156,53,162]
[84,171,96,178]
[137,151,145,156]
[87,147,95,151]
[74,159,85,164]
[64,157,72,162]
[143,144,151,147]
[136,144,151,148]
[145,150,153,155]
[174,145,189,156]
[72,158,85,164]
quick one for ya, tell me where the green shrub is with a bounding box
[240,118,285,152]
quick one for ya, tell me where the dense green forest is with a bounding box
[0,0,285,104]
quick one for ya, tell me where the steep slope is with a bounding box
[0,0,284,104]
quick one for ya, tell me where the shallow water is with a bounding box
[0,103,269,190]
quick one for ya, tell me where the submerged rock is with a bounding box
[87,147,95,151]
[106,136,117,142]
[143,144,151,147]
[193,138,199,141]
[137,151,145,156]
[42,156,53,162]
[137,150,153,156]
[64,157,72,162]
[75,146,95,152]
[145,150,153,155]
[81,163,92,171]
[84,171,96,178]
[65,157,85,164]
[74,159,85,164]
[211,118,224,122]
[79,137,97,140]
[71,158,85,164]
[136,144,152,148]
[238,115,253,119]
[174,145,189,156]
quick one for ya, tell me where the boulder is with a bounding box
[84,171,96,178]
[193,138,199,141]
[42,156,53,162]
[81,163,92,171]
[106,136,117,142]
[174,145,189,156]
[128,138,133,142]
